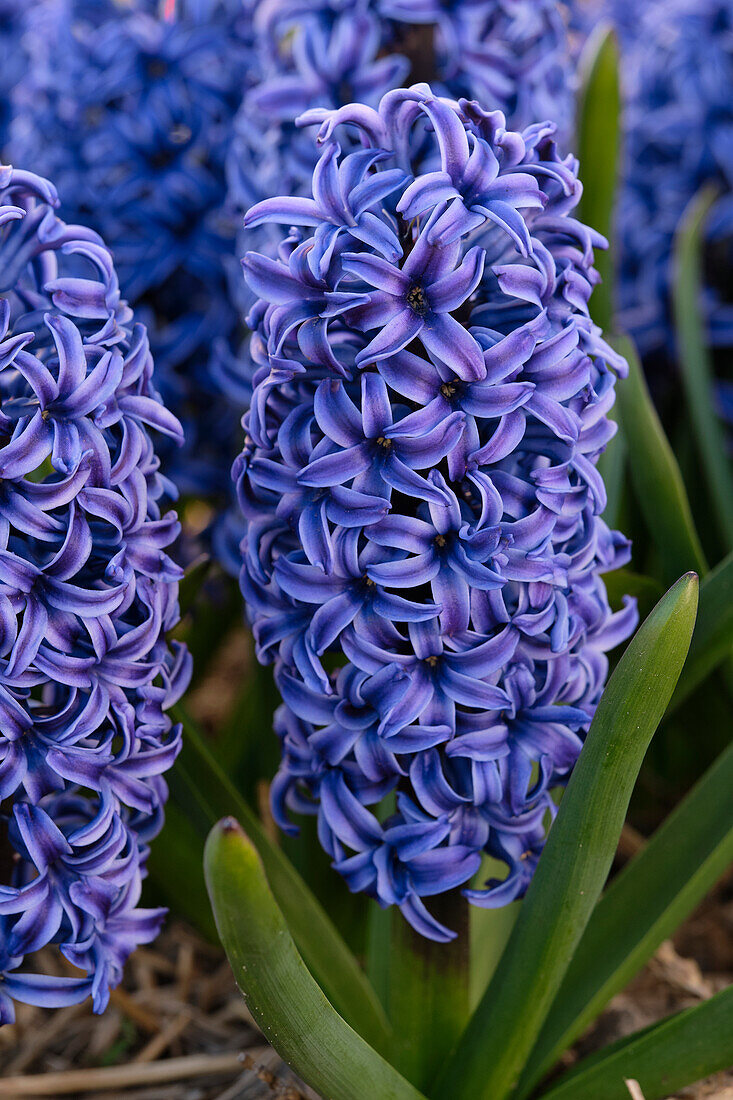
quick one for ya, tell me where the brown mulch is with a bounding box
[2,872,730,1099]
[558,869,733,1100]
[0,921,315,1099]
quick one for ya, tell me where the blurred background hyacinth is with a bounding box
[8,0,256,564]
[227,0,575,313]
[236,85,637,938]
[0,1,731,1098]
[575,0,733,393]
[620,0,733,423]
[0,165,189,1022]
[0,1,29,150]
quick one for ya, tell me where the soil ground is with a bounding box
[1,869,730,1099]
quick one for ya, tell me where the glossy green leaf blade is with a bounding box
[673,186,733,550]
[538,984,733,1100]
[170,706,391,1054]
[614,334,707,582]
[515,738,733,1098]
[576,24,621,332]
[669,549,733,711]
[205,819,425,1100]
[438,574,699,1100]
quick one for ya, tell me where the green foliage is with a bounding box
[670,550,733,710]
[145,801,218,942]
[540,985,733,1100]
[387,896,470,1091]
[673,187,733,552]
[615,335,708,584]
[436,574,699,1100]
[204,820,424,1100]
[577,25,621,332]
[165,706,391,1055]
[515,737,733,1097]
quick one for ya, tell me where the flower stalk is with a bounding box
[387,889,470,1091]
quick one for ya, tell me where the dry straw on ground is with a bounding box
[1,869,730,1099]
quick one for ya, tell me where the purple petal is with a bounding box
[420,314,485,381]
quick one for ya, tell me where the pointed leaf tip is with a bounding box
[175,709,391,1052]
[440,573,699,1100]
[205,819,426,1100]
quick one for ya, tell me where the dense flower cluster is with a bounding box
[10,0,254,523]
[389,0,573,134]
[227,0,574,314]
[0,1,29,150]
[0,166,189,1022]
[576,0,733,369]
[235,85,637,940]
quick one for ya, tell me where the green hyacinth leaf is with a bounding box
[169,705,391,1055]
[515,735,733,1098]
[437,573,699,1100]
[205,819,425,1100]
[669,549,733,711]
[537,984,733,1100]
[576,24,621,333]
[673,186,733,552]
[614,335,708,583]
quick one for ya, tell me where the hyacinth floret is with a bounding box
[10,0,255,524]
[0,165,189,1022]
[235,84,637,942]
[227,0,574,327]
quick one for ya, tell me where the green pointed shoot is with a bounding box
[614,335,708,583]
[576,24,621,333]
[205,819,426,1100]
[669,549,733,711]
[538,984,733,1100]
[673,186,733,551]
[437,573,699,1100]
[514,736,733,1098]
[169,706,391,1055]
